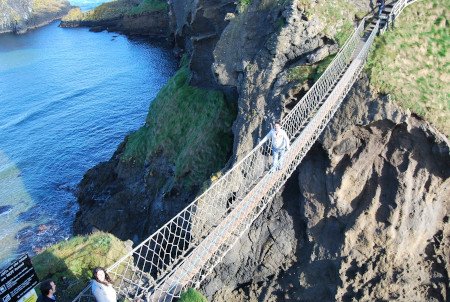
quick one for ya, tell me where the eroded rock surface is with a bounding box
[200,74,449,301]
[0,0,71,34]
[73,1,449,300]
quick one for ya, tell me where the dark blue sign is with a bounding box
[0,255,39,302]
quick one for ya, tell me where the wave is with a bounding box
[0,84,102,130]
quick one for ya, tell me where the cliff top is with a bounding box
[62,0,168,22]
[367,0,449,136]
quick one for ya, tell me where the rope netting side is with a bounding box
[147,20,381,301]
[72,0,419,298]
[72,16,367,302]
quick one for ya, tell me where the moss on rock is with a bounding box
[62,0,168,22]
[122,58,236,187]
[179,288,208,302]
[32,232,129,301]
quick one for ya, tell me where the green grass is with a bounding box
[179,288,208,302]
[62,0,167,22]
[32,0,69,14]
[32,232,129,301]
[366,0,449,136]
[238,0,253,11]
[306,0,361,47]
[128,0,168,15]
[287,55,335,83]
[122,58,236,187]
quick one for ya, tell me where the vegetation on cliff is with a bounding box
[179,288,208,302]
[31,0,70,15]
[298,0,364,46]
[62,0,168,22]
[32,232,128,301]
[0,0,70,33]
[287,54,335,83]
[367,0,449,136]
[122,58,236,186]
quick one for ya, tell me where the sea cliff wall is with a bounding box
[73,0,449,301]
[0,0,71,34]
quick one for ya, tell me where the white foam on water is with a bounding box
[0,151,34,268]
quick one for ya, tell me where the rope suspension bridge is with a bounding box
[74,1,418,301]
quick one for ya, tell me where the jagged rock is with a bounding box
[0,0,71,34]
[169,0,236,90]
[215,0,348,163]
[60,10,171,37]
[72,1,449,301]
[200,73,449,301]
[74,140,196,242]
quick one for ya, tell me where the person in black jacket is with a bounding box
[37,280,56,302]
[377,0,385,16]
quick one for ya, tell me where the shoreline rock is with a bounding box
[0,0,72,35]
[71,0,449,300]
[59,10,171,37]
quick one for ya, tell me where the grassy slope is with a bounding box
[367,0,449,136]
[32,232,128,301]
[62,0,168,22]
[0,0,68,26]
[287,55,335,83]
[32,0,70,14]
[300,0,363,47]
[122,59,236,187]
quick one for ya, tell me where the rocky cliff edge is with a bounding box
[0,0,71,34]
[73,0,449,301]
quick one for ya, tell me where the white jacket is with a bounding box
[91,280,117,302]
[266,128,290,150]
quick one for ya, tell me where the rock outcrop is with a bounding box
[74,140,198,242]
[200,73,450,302]
[60,9,170,37]
[169,0,237,90]
[73,0,449,301]
[0,0,71,34]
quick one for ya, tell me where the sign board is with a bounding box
[0,255,39,302]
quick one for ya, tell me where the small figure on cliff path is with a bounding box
[377,0,385,16]
[37,279,57,302]
[262,121,290,172]
[91,267,117,302]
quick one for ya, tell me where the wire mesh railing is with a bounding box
[72,0,414,300]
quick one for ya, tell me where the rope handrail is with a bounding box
[72,1,414,300]
[148,19,381,301]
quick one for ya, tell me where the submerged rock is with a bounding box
[0,205,13,216]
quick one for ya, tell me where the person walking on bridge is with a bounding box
[377,0,385,16]
[262,121,290,172]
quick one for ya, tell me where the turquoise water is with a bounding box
[0,21,177,268]
[70,0,108,11]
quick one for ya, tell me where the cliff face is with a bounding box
[0,0,71,34]
[73,0,449,301]
[59,0,171,37]
[60,10,170,37]
[200,74,450,301]
[169,0,236,90]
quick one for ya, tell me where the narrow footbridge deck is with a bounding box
[73,1,417,301]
